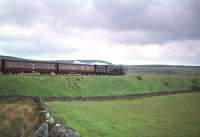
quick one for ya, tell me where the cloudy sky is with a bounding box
[0,0,200,65]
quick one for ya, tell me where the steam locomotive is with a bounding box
[0,59,127,75]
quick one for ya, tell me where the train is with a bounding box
[0,59,127,75]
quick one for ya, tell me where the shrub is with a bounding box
[163,81,170,87]
[137,76,142,81]
[191,84,200,91]
[162,78,171,87]
[191,78,199,84]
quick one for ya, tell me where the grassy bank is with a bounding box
[47,92,200,137]
[0,74,198,96]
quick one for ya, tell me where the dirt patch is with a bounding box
[0,98,40,137]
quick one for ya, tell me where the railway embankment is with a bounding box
[0,74,197,97]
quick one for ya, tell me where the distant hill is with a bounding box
[128,65,200,74]
[0,55,29,61]
[0,55,112,65]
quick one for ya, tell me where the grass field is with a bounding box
[0,74,198,96]
[47,92,200,137]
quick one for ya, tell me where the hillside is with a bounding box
[0,55,30,61]
[0,55,112,65]
[128,65,200,74]
[0,74,198,97]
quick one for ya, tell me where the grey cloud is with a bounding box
[95,0,200,30]
[94,0,200,44]
[0,40,76,58]
[124,40,200,65]
[0,0,44,25]
[0,0,200,44]
[0,0,106,29]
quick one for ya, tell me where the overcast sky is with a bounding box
[0,0,200,65]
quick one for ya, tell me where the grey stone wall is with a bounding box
[33,97,81,137]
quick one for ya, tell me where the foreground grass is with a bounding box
[0,74,198,96]
[0,99,39,137]
[47,93,200,137]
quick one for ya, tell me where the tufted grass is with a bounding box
[0,99,39,137]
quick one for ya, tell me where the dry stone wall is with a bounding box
[33,97,81,137]
[0,96,81,137]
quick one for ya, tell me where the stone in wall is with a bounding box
[33,98,80,137]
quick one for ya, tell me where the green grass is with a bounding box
[0,74,198,96]
[47,93,200,137]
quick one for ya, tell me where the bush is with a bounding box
[137,76,142,81]
[162,78,171,87]
[191,84,200,91]
[191,78,199,84]
[163,81,170,87]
